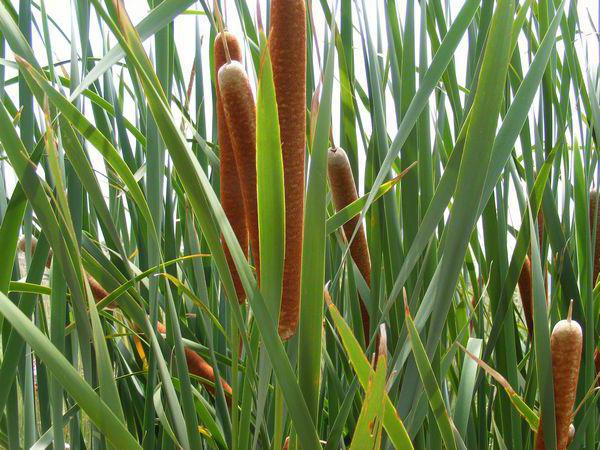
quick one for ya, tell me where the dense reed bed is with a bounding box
[0,0,598,449]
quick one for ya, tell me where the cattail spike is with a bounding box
[327,146,371,342]
[517,255,534,337]
[153,322,232,402]
[218,61,260,285]
[535,316,582,449]
[270,0,307,340]
[215,32,249,302]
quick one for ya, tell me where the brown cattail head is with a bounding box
[87,274,117,312]
[269,0,307,341]
[17,235,34,254]
[518,255,534,337]
[215,32,249,303]
[218,61,260,289]
[87,275,108,301]
[535,305,583,449]
[155,322,232,400]
[590,191,600,285]
[327,147,371,341]
[18,235,52,268]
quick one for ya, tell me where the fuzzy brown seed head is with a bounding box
[18,235,36,254]
[590,191,600,285]
[215,32,242,65]
[535,316,582,449]
[327,146,371,342]
[537,210,545,249]
[87,274,117,311]
[215,32,248,303]
[18,235,53,268]
[326,147,370,285]
[88,275,108,301]
[152,321,232,402]
[218,62,250,95]
[517,255,534,337]
[270,0,306,341]
[185,347,232,399]
[218,61,260,286]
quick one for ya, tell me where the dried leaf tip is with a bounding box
[402,287,410,318]
[324,287,333,307]
[377,324,387,360]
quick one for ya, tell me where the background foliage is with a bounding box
[0,0,597,449]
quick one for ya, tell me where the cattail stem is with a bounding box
[213,0,230,63]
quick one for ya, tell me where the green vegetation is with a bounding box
[0,0,597,448]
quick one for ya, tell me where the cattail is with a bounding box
[590,191,600,284]
[518,255,534,337]
[18,235,52,268]
[215,32,248,303]
[269,0,307,340]
[218,61,260,290]
[87,275,108,301]
[327,147,371,341]
[535,303,582,449]
[518,251,548,338]
[537,210,549,294]
[155,322,232,399]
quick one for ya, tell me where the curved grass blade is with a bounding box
[458,343,539,431]
[422,0,514,356]
[298,32,335,421]
[404,298,458,450]
[326,163,415,235]
[0,291,141,449]
[453,338,482,437]
[256,29,285,322]
[349,329,386,450]
[383,0,565,332]
[16,57,158,249]
[325,292,413,449]
[355,0,480,231]
[529,203,556,450]
[72,0,195,99]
